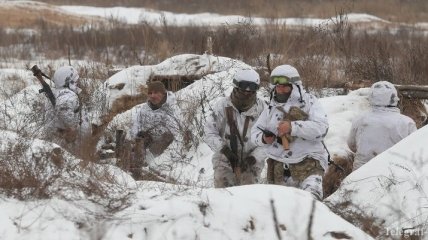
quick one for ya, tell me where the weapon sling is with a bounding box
[225,106,251,175]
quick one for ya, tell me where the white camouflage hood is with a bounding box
[369,81,399,107]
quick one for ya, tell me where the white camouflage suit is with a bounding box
[130,91,181,158]
[44,66,91,150]
[348,81,417,171]
[205,96,266,187]
[251,65,329,199]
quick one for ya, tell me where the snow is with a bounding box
[58,5,392,27]
[1,1,428,239]
[101,184,372,240]
[2,51,427,239]
[326,125,428,236]
[0,53,379,239]
[322,88,371,157]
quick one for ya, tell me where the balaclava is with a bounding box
[230,87,257,112]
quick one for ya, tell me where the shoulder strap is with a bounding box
[225,106,239,156]
[225,106,253,163]
[242,115,252,142]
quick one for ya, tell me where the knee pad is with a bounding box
[300,175,323,200]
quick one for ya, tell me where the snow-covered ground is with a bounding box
[59,5,389,27]
[326,124,428,238]
[1,53,427,239]
[3,0,428,30]
[1,1,428,239]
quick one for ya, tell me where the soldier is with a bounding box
[251,64,329,200]
[347,81,417,171]
[205,69,266,187]
[130,81,181,178]
[44,66,91,152]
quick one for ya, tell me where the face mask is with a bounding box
[274,92,290,103]
[230,88,256,112]
[68,80,81,94]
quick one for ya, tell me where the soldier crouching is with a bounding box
[251,65,329,200]
[204,69,267,187]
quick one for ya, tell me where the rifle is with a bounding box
[257,126,276,138]
[30,65,56,106]
[258,126,281,184]
[225,106,241,180]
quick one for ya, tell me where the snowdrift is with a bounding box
[326,125,428,239]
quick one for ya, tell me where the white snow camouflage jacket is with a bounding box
[45,88,91,136]
[131,91,181,143]
[251,83,329,169]
[347,106,417,170]
[204,96,267,162]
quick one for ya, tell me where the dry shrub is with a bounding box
[0,3,102,28]
[293,55,330,92]
[326,196,384,238]
[1,12,426,93]
[0,73,26,100]
[399,98,428,129]
[0,135,133,209]
[0,141,61,200]
[395,36,428,85]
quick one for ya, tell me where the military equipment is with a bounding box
[257,126,276,138]
[225,106,241,180]
[277,106,309,150]
[30,65,56,106]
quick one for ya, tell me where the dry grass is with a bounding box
[1,13,427,86]
[38,0,428,23]
[0,3,104,28]
[323,155,354,199]
[326,196,384,238]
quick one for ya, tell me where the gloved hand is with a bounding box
[137,131,153,146]
[240,156,256,172]
[220,145,239,170]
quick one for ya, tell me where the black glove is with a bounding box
[220,145,239,170]
[240,156,256,172]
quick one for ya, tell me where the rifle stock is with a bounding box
[281,135,289,150]
[30,65,56,106]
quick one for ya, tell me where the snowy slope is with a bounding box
[325,125,428,239]
[59,5,389,27]
[1,53,427,239]
[0,182,374,240]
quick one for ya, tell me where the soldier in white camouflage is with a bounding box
[348,81,417,171]
[205,69,267,187]
[129,81,181,178]
[44,66,91,152]
[251,65,329,200]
